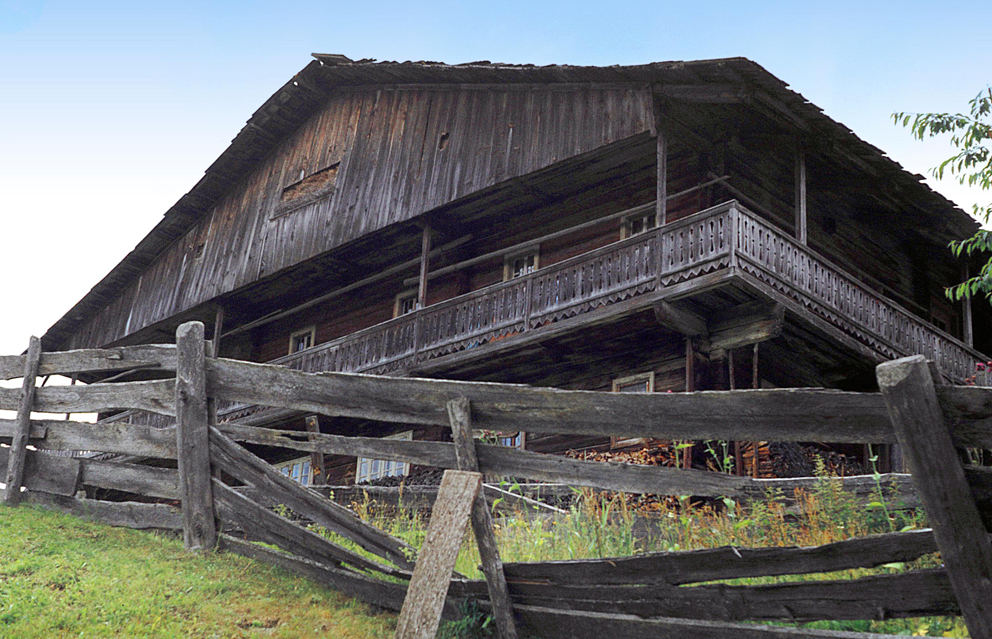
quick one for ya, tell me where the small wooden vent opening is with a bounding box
[272,163,339,219]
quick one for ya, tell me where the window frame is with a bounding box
[621,210,658,239]
[503,248,540,281]
[356,430,413,484]
[273,457,314,486]
[393,289,420,318]
[288,326,316,355]
[611,372,655,448]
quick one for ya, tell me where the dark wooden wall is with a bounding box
[67,84,654,349]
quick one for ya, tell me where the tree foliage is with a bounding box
[894,87,992,304]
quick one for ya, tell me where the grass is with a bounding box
[0,505,396,638]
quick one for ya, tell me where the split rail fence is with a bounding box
[3,321,992,638]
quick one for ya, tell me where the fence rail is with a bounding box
[4,329,992,638]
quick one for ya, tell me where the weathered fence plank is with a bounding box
[504,568,958,622]
[0,418,177,459]
[0,379,175,415]
[503,528,940,585]
[0,344,177,380]
[3,336,42,505]
[510,605,911,639]
[175,322,216,551]
[0,446,81,497]
[207,358,893,442]
[211,478,408,579]
[208,426,416,570]
[878,355,992,639]
[79,459,180,500]
[396,470,482,639]
[23,491,183,530]
[448,398,518,639]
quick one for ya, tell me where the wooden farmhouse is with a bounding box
[44,55,990,483]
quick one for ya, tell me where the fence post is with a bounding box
[877,355,992,639]
[176,321,217,551]
[395,469,482,639]
[2,336,41,506]
[447,397,519,639]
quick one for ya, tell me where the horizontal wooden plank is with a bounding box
[79,459,179,500]
[940,385,992,449]
[0,446,81,496]
[0,344,177,380]
[0,380,175,416]
[208,358,894,443]
[0,418,177,459]
[504,529,938,585]
[507,568,959,622]
[511,605,911,639]
[23,491,183,530]
[0,420,47,439]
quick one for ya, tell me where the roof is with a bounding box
[41,55,980,351]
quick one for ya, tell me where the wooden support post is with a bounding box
[305,415,326,485]
[418,224,432,310]
[877,355,992,639]
[212,305,225,358]
[728,348,743,476]
[683,338,694,469]
[447,398,519,639]
[795,143,807,245]
[657,128,668,226]
[751,342,760,479]
[964,265,975,348]
[395,469,482,639]
[175,321,217,551]
[3,336,41,506]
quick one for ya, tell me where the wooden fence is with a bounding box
[3,322,992,638]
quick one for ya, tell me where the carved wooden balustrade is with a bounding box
[146,200,984,424]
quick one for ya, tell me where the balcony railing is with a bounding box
[202,201,990,422]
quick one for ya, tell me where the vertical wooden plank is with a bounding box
[752,342,760,479]
[447,398,519,639]
[395,469,482,639]
[877,355,992,639]
[3,336,41,506]
[175,321,217,551]
[304,415,326,485]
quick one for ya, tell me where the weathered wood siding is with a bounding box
[68,85,653,349]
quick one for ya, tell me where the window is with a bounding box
[611,373,654,448]
[497,431,524,449]
[272,163,340,219]
[289,326,315,354]
[394,290,419,318]
[622,211,657,239]
[274,457,314,486]
[504,249,539,281]
[356,431,413,484]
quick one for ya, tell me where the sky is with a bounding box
[1,0,990,358]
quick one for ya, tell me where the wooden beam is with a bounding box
[657,125,667,226]
[657,84,749,103]
[877,355,992,639]
[396,470,482,639]
[707,302,785,353]
[0,379,175,416]
[0,344,177,381]
[175,322,216,551]
[447,398,518,639]
[304,415,326,485]
[653,300,707,337]
[3,336,41,506]
[795,144,808,245]
[964,265,975,348]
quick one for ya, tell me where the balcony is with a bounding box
[223,200,985,409]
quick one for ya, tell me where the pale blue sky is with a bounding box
[2,0,990,356]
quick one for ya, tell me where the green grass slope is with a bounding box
[0,505,396,638]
